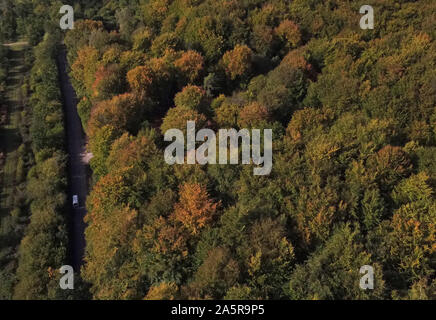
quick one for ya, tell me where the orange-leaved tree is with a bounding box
[126,65,155,97]
[91,63,125,102]
[172,183,220,235]
[174,50,204,83]
[275,20,302,49]
[237,102,270,128]
[221,44,253,80]
[87,93,143,136]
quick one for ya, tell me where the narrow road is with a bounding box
[57,47,88,272]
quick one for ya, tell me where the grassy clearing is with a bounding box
[0,43,30,216]
[0,42,32,299]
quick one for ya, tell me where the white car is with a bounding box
[72,195,79,208]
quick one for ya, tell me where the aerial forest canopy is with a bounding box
[0,0,435,300]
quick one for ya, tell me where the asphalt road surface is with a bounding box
[57,47,88,272]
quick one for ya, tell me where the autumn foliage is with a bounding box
[174,50,204,83]
[174,85,208,112]
[275,20,302,49]
[126,65,154,96]
[8,0,434,301]
[237,102,270,128]
[221,45,253,80]
[173,183,220,235]
[87,93,142,137]
[160,105,207,134]
[61,0,436,301]
[71,46,100,97]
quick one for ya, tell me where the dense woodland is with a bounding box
[1,0,436,299]
[0,33,73,298]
